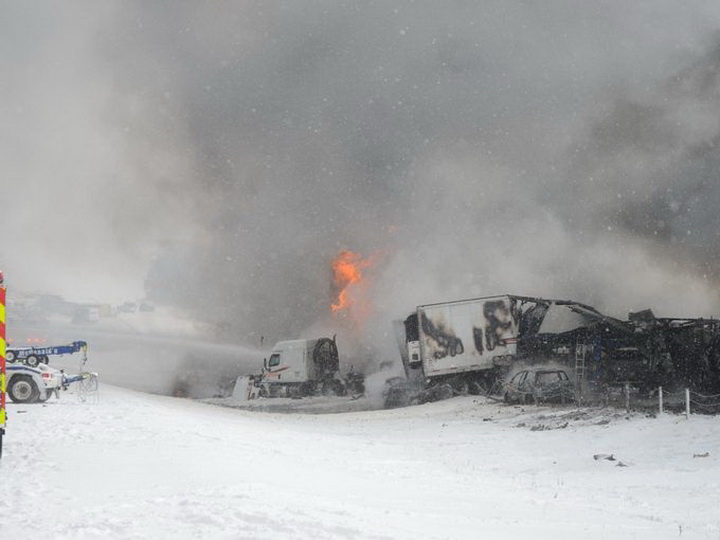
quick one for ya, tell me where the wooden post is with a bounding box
[624,382,630,413]
[685,388,691,419]
[658,386,663,415]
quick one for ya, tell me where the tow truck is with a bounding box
[5,340,87,367]
[5,338,94,404]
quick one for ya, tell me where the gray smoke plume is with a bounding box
[3,1,720,365]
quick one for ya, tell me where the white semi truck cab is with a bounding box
[259,336,342,397]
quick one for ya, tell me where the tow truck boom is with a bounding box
[6,340,87,367]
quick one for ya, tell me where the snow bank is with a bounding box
[1,386,719,539]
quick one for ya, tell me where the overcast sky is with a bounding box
[2,1,720,358]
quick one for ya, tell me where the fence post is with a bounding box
[685,388,690,419]
[658,386,663,415]
[624,382,630,413]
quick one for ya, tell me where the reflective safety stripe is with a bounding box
[1,286,6,429]
[0,373,5,427]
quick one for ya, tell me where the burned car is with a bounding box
[503,368,574,405]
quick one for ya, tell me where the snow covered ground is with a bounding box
[2,384,719,539]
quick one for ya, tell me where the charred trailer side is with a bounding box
[621,313,720,394]
[260,337,343,397]
[397,295,520,395]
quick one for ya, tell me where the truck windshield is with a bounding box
[404,314,419,342]
[268,354,280,367]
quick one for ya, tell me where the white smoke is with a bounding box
[2,1,720,366]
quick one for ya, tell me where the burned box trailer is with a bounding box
[397,294,720,400]
[396,295,521,394]
[395,294,643,396]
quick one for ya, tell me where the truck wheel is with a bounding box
[321,380,343,396]
[349,383,364,399]
[5,351,16,363]
[9,376,40,403]
[299,381,315,397]
[332,380,345,396]
[25,355,40,367]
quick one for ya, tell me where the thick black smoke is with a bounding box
[2,2,720,363]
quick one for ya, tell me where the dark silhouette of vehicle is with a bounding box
[503,368,574,405]
[344,366,365,399]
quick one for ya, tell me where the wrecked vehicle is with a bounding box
[622,310,720,393]
[261,337,342,397]
[393,295,591,396]
[394,295,520,396]
[503,368,574,405]
[392,294,646,399]
[395,294,720,404]
[513,302,720,397]
[254,337,343,398]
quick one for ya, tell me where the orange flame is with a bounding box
[331,250,372,312]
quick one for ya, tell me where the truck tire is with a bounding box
[5,350,16,363]
[299,381,315,397]
[321,379,344,396]
[321,380,334,396]
[332,379,346,397]
[9,375,40,403]
[25,355,40,368]
[349,382,364,399]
